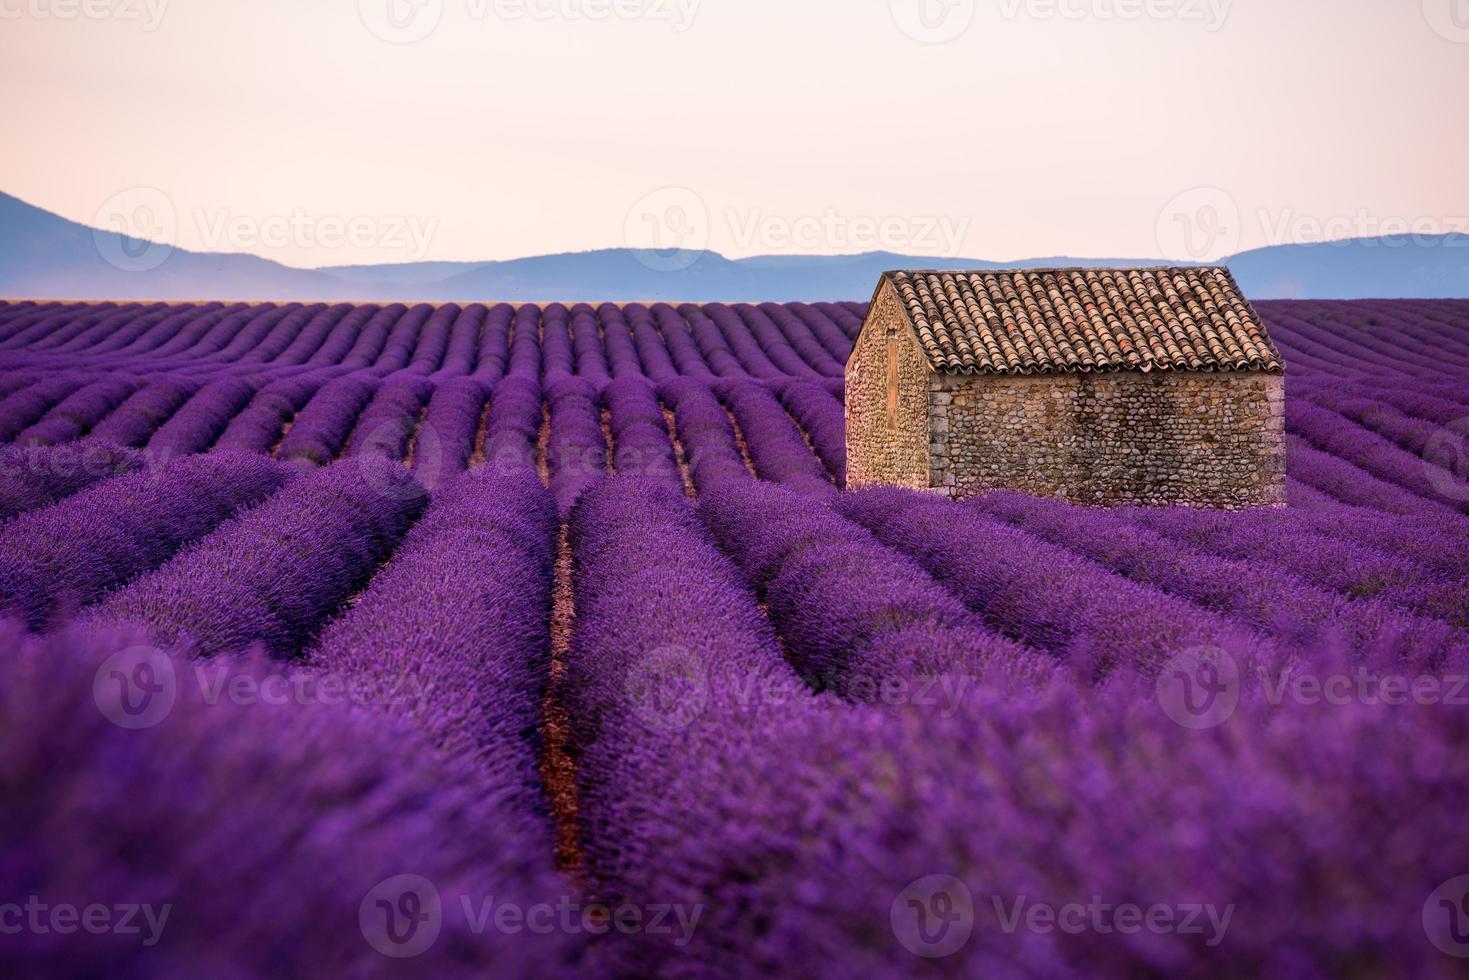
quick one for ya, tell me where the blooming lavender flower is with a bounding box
[0,440,142,521]
[438,303,488,376]
[267,303,353,365]
[483,375,543,476]
[406,303,459,373]
[83,457,421,658]
[87,379,202,448]
[697,304,787,380]
[546,375,608,514]
[413,377,489,485]
[623,303,688,381]
[346,373,434,462]
[979,491,1466,665]
[787,301,857,362]
[626,676,1469,978]
[0,376,88,443]
[1288,396,1469,512]
[658,378,752,494]
[716,380,832,493]
[562,478,813,932]
[472,304,515,381]
[773,380,846,484]
[699,480,1052,693]
[731,303,823,378]
[14,378,139,447]
[603,377,681,487]
[597,303,648,379]
[276,375,380,465]
[838,487,1252,676]
[681,303,755,378]
[147,378,260,456]
[337,303,408,370]
[650,303,715,378]
[541,303,575,381]
[212,373,333,455]
[0,622,577,979]
[0,451,290,630]
[309,469,558,815]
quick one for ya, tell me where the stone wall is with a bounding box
[927,370,1286,508]
[845,279,933,490]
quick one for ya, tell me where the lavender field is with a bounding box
[2,296,1469,977]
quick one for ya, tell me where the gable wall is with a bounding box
[845,279,933,490]
[928,370,1286,508]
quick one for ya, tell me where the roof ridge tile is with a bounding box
[881,267,1284,376]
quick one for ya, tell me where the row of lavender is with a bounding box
[3,458,582,975]
[0,300,862,384]
[4,298,1469,385]
[5,368,1466,520]
[554,472,1469,976]
[8,448,1467,975]
[2,297,1469,975]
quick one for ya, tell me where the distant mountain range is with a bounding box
[2,191,1466,302]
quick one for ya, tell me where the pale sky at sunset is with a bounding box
[2,0,1466,268]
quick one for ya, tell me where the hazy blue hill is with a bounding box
[2,191,1465,302]
[0,192,348,301]
[1226,236,1469,299]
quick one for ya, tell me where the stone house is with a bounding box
[845,267,1286,508]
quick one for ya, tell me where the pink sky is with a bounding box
[2,0,1466,267]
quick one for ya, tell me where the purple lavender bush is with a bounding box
[309,469,557,815]
[838,487,1253,676]
[0,622,578,978]
[82,457,421,658]
[0,440,142,521]
[0,452,290,630]
[699,480,1051,693]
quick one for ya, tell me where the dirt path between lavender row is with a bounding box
[540,523,584,880]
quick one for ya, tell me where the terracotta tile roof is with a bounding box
[882,267,1285,376]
